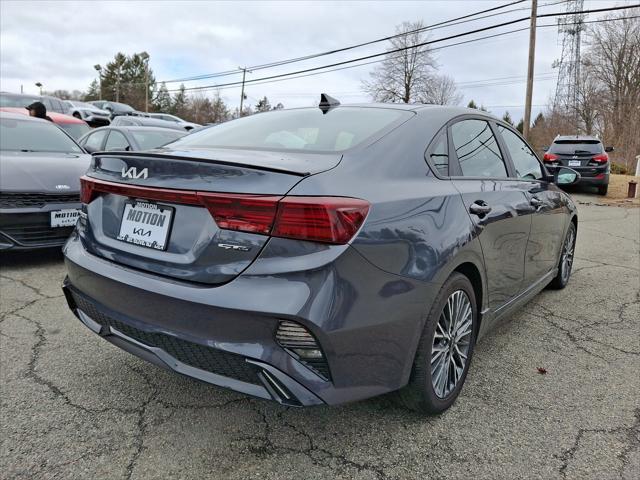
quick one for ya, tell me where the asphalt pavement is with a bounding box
[1,194,639,480]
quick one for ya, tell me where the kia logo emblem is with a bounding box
[122,166,148,179]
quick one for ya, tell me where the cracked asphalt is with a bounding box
[1,195,639,480]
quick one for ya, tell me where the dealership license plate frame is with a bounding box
[50,209,81,228]
[117,201,174,251]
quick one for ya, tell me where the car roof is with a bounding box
[0,107,87,124]
[98,126,187,133]
[554,135,601,142]
[0,110,45,122]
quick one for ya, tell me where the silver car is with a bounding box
[65,100,111,126]
[144,113,200,131]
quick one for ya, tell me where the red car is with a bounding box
[0,107,91,140]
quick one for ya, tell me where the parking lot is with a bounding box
[1,195,638,480]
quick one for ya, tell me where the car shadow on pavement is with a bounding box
[0,248,65,268]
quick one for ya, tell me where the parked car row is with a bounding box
[0,92,202,132]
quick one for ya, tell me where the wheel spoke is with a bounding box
[431,289,474,399]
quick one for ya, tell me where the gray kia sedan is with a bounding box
[0,112,90,250]
[62,98,580,413]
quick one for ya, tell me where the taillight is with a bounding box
[272,197,370,244]
[79,176,369,245]
[198,193,280,235]
[592,153,608,163]
[543,153,559,162]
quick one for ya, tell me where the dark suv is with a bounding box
[543,135,613,195]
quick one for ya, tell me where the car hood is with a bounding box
[0,151,91,193]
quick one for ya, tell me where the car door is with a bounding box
[496,125,567,286]
[449,118,532,311]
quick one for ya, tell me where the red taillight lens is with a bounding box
[79,176,369,245]
[543,153,559,162]
[592,153,608,163]
[273,197,370,244]
[197,193,280,235]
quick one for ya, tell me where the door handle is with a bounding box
[530,196,543,209]
[469,201,492,216]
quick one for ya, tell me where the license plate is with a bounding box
[50,209,81,228]
[568,160,581,167]
[117,201,173,250]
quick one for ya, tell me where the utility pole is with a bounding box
[141,52,150,113]
[523,0,537,140]
[94,64,102,100]
[238,67,251,117]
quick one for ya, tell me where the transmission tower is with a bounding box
[553,0,585,131]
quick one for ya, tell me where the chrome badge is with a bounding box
[122,166,148,179]
[55,184,71,190]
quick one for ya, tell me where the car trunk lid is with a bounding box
[79,149,342,285]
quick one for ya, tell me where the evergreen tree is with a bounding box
[502,111,514,126]
[154,82,172,112]
[254,96,272,113]
[172,84,188,117]
[516,118,524,134]
[95,52,155,110]
[84,79,100,101]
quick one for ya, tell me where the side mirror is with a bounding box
[542,145,549,152]
[555,167,581,186]
[605,146,614,153]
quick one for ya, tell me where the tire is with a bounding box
[398,272,477,414]
[548,222,576,290]
[597,184,608,196]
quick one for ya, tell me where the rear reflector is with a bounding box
[80,176,369,244]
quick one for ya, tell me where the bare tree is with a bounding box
[362,21,437,103]
[583,12,640,169]
[420,74,462,105]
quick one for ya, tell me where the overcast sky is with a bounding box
[0,0,629,120]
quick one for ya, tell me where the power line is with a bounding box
[160,0,531,84]
[166,5,639,93]
[174,13,638,96]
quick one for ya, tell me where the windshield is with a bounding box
[550,140,602,155]
[0,117,83,153]
[172,107,411,153]
[0,94,40,108]
[131,130,187,150]
[59,123,91,140]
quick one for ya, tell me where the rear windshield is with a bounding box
[0,117,83,153]
[59,123,91,140]
[172,107,412,153]
[131,130,187,150]
[550,140,602,155]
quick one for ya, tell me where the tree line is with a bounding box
[49,52,284,125]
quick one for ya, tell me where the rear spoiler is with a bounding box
[92,151,312,177]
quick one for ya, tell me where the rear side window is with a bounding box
[105,131,130,151]
[83,130,107,151]
[0,117,83,153]
[428,131,449,176]
[131,130,186,150]
[498,126,543,180]
[172,107,412,153]
[549,140,602,155]
[451,119,507,178]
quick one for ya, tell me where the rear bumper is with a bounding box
[62,234,435,406]
[548,165,609,186]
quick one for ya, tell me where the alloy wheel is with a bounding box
[431,290,473,399]
[561,227,576,283]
